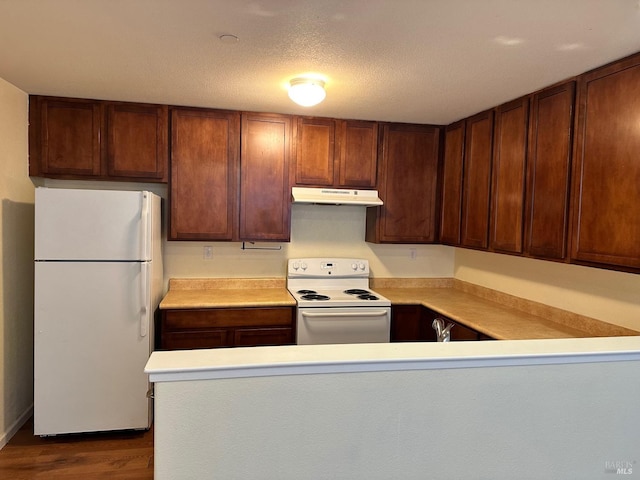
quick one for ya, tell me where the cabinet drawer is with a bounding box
[163,307,294,329]
[161,330,232,350]
[234,327,294,347]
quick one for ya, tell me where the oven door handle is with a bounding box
[301,310,389,319]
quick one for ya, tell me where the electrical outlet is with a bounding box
[409,248,417,260]
[203,245,213,260]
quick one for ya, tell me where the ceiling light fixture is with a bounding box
[288,78,326,107]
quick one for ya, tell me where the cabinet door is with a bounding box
[37,97,103,176]
[570,54,640,269]
[336,119,378,187]
[490,97,529,254]
[107,103,168,181]
[391,305,436,342]
[169,108,240,240]
[293,116,335,186]
[440,121,465,245]
[526,81,575,260]
[240,112,292,241]
[366,123,441,243]
[461,110,494,249]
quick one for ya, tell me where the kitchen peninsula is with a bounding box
[146,335,640,479]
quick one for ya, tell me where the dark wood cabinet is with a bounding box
[29,95,168,182]
[570,53,640,270]
[159,307,295,350]
[461,110,494,249]
[440,121,465,245]
[336,119,378,188]
[393,306,494,342]
[421,307,493,341]
[169,108,240,241]
[525,81,575,260]
[391,305,429,342]
[366,123,441,243]
[293,116,336,186]
[292,117,378,188]
[106,102,168,180]
[240,112,292,241]
[490,97,529,254]
[30,97,102,177]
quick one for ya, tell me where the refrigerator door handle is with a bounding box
[140,192,150,260]
[140,263,150,337]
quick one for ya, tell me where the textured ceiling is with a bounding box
[1,0,640,124]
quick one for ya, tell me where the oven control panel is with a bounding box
[288,258,370,277]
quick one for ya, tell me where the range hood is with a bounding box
[291,187,383,206]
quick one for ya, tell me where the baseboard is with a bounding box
[0,404,33,450]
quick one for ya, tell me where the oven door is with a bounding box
[297,307,391,345]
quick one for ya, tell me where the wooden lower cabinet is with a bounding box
[159,307,295,350]
[394,306,493,342]
[391,305,436,342]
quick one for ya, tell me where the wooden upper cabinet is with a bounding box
[366,123,440,243]
[292,117,378,188]
[106,103,168,181]
[440,121,465,245]
[336,119,378,187]
[240,112,292,241]
[570,54,640,269]
[33,97,102,177]
[169,108,240,241]
[490,97,529,254]
[525,81,575,260]
[461,110,494,249]
[293,116,335,186]
[29,95,168,182]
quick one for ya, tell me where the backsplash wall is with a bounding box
[455,249,640,331]
[164,203,456,280]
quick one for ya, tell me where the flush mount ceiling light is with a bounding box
[288,78,326,107]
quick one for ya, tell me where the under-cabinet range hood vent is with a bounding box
[291,187,383,206]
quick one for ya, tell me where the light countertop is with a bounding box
[159,277,638,340]
[159,278,296,309]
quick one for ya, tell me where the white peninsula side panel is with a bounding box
[146,338,640,480]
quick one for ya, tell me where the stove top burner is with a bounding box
[344,289,370,295]
[297,289,317,295]
[357,294,380,300]
[300,294,330,301]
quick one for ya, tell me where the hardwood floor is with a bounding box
[0,418,153,479]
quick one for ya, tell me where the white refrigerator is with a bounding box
[34,187,163,436]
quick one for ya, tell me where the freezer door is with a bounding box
[34,261,153,435]
[35,187,157,261]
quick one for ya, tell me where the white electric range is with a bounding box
[287,258,391,345]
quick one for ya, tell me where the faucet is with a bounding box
[432,318,454,342]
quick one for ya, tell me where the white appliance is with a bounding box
[34,187,163,436]
[291,186,383,206]
[287,258,391,345]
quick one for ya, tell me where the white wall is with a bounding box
[455,249,640,331]
[0,78,34,448]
